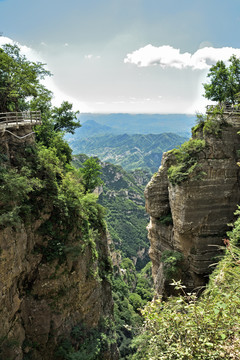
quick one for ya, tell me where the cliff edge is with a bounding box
[145,110,240,295]
[0,127,118,360]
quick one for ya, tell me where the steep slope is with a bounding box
[0,129,118,360]
[73,155,151,269]
[130,215,240,360]
[145,111,240,295]
[69,133,187,173]
[72,155,153,359]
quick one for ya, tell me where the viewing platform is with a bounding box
[0,111,41,131]
[206,104,240,127]
[206,104,240,114]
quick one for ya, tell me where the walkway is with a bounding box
[0,111,41,131]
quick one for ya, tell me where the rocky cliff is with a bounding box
[145,111,240,295]
[0,127,118,360]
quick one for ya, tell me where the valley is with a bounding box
[69,132,187,172]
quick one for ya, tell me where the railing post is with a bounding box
[0,111,42,129]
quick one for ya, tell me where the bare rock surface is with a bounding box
[145,115,240,295]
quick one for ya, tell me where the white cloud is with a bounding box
[124,44,240,70]
[0,36,41,62]
[84,54,101,60]
[85,54,93,59]
[0,36,91,113]
[0,36,14,47]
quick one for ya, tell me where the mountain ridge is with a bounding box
[68,132,188,173]
[74,113,195,137]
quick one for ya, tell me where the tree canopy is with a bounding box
[79,157,103,193]
[0,44,51,113]
[203,55,240,105]
[0,43,81,164]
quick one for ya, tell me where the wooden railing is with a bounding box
[206,104,240,114]
[0,111,41,129]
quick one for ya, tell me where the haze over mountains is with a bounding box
[76,113,196,137]
[66,113,193,172]
[69,132,187,173]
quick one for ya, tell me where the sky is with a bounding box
[1,0,240,114]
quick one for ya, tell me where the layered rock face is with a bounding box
[0,224,115,360]
[0,128,118,360]
[145,114,240,295]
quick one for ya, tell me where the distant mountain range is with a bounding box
[68,132,187,173]
[75,113,196,137]
[72,120,118,138]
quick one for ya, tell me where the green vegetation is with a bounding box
[192,107,229,138]
[203,55,240,105]
[68,133,187,173]
[0,142,105,269]
[0,44,114,358]
[67,113,195,138]
[79,157,103,193]
[161,250,184,280]
[73,155,150,268]
[167,138,206,185]
[55,320,116,360]
[0,160,41,228]
[157,213,173,226]
[73,155,155,359]
[0,43,80,161]
[129,211,240,359]
[0,43,51,112]
[112,260,153,360]
[102,195,148,261]
[127,58,240,359]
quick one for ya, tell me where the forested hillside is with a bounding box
[72,154,151,268]
[72,154,153,359]
[69,133,187,172]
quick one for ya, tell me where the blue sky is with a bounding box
[1,0,240,113]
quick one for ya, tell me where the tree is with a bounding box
[0,43,81,165]
[0,44,51,112]
[227,55,240,103]
[34,101,80,153]
[80,157,103,193]
[52,101,80,134]
[203,55,240,105]
[203,60,229,105]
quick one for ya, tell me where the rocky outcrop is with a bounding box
[0,223,116,360]
[0,129,118,360]
[145,113,240,295]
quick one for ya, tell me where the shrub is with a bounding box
[167,138,206,185]
[157,213,173,226]
[161,250,184,280]
[192,107,227,138]
[130,216,240,360]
